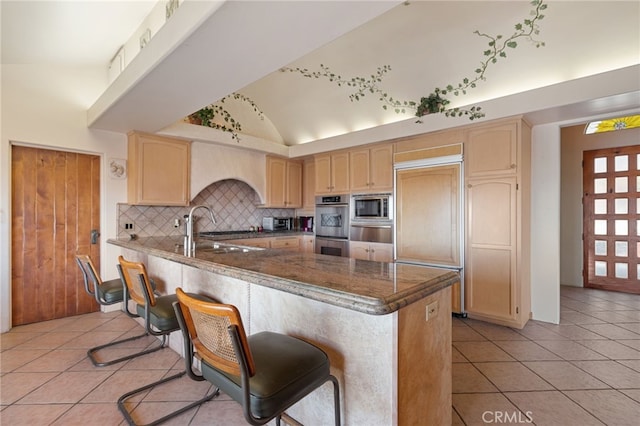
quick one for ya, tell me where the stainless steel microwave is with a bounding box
[351,193,392,222]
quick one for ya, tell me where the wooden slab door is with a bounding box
[11,145,101,325]
[583,146,640,294]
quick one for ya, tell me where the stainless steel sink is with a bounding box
[194,241,264,254]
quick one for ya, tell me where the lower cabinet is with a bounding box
[271,236,301,250]
[225,236,304,251]
[350,242,393,262]
[301,235,315,253]
[225,238,272,249]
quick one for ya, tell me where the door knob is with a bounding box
[90,229,100,244]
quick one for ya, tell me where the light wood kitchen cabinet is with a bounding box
[225,235,307,251]
[127,131,190,206]
[350,241,393,262]
[302,235,315,253]
[271,236,301,250]
[349,144,393,192]
[315,152,349,194]
[464,118,531,329]
[225,238,272,249]
[301,159,316,212]
[265,156,302,208]
[466,121,518,177]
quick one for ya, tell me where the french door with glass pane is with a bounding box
[583,146,640,293]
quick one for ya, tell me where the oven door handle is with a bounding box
[350,224,392,229]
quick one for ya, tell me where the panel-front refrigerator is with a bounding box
[394,148,465,315]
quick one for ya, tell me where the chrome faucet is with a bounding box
[184,205,217,257]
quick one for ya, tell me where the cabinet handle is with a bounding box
[510,163,516,169]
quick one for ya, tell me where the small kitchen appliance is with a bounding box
[262,217,292,231]
[299,216,314,232]
[351,193,392,222]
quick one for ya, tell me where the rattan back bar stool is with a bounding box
[116,257,219,426]
[173,287,341,426]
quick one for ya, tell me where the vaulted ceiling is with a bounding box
[2,1,639,151]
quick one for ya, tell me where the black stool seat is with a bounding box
[98,278,124,304]
[202,331,330,420]
[135,293,179,331]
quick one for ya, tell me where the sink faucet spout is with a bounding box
[185,205,217,257]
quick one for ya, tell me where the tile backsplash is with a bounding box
[117,179,295,238]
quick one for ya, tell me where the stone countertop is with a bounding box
[108,235,459,315]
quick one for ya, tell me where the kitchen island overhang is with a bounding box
[108,236,459,316]
[108,236,457,425]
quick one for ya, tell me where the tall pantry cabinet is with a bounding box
[464,119,531,329]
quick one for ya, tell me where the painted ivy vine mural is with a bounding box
[187,0,547,139]
[186,93,264,141]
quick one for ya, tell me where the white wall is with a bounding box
[0,64,128,332]
[530,124,561,324]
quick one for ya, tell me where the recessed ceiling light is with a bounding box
[585,114,640,134]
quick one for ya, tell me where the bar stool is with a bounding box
[117,257,219,425]
[75,254,156,367]
[173,287,341,425]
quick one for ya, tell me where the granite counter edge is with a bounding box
[108,238,457,315]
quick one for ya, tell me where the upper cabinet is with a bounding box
[466,122,518,177]
[127,131,190,206]
[315,152,350,194]
[301,159,316,212]
[265,156,302,208]
[349,144,393,192]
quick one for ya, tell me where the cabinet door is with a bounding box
[466,122,517,177]
[271,236,301,250]
[128,132,190,206]
[266,156,287,207]
[396,164,461,267]
[369,145,393,190]
[286,160,302,208]
[226,238,272,248]
[349,241,371,260]
[349,148,371,191]
[465,177,517,323]
[302,235,315,253]
[369,242,393,262]
[332,152,350,193]
[315,155,332,194]
[302,160,315,210]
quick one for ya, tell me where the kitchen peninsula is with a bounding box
[108,235,458,425]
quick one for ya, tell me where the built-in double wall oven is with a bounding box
[315,194,349,257]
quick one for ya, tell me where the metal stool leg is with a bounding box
[117,371,220,426]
